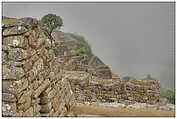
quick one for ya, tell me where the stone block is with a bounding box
[33,79,50,98]
[3,36,29,49]
[2,93,17,102]
[23,107,33,117]
[22,60,33,72]
[2,81,17,96]
[40,102,52,113]
[3,25,28,36]
[8,48,29,61]
[2,64,24,79]
[2,102,16,117]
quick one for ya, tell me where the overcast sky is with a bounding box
[3,2,175,88]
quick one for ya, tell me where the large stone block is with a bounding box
[2,93,17,102]
[2,81,17,96]
[8,48,35,61]
[3,25,28,36]
[3,36,29,49]
[2,64,24,79]
[2,102,16,117]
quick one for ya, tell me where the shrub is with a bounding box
[160,88,175,104]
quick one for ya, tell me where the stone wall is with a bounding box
[124,79,160,104]
[66,71,160,105]
[64,55,88,72]
[2,21,75,117]
[2,18,161,117]
[88,56,112,79]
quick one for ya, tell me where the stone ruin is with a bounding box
[2,18,162,117]
[66,71,160,105]
[88,56,112,79]
[2,20,75,117]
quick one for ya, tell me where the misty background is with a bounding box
[2,2,175,88]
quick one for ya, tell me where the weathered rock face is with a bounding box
[2,20,75,117]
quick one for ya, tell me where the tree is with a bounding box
[40,14,63,46]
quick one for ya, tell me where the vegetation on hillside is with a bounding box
[66,33,94,61]
[160,88,175,104]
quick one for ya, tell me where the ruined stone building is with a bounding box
[2,17,161,117]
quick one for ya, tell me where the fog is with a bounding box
[3,2,175,88]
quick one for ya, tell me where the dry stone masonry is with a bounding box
[66,71,160,105]
[88,56,112,79]
[2,17,163,117]
[2,19,75,117]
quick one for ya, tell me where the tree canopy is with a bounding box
[40,14,63,45]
